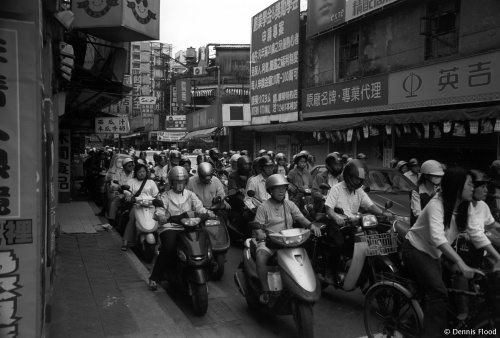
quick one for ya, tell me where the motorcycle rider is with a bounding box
[121,163,160,251]
[179,157,193,177]
[153,153,168,183]
[258,149,267,157]
[392,160,412,191]
[222,151,229,166]
[196,153,209,166]
[226,154,241,175]
[273,153,289,176]
[251,157,262,179]
[267,150,275,163]
[410,159,444,226]
[287,153,314,209]
[228,155,253,234]
[312,152,343,212]
[405,158,421,185]
[164,150,182,176]
[186,163,226,208]
[254,174,322,303]
[325,160,390,283]
[208,148,224,173]
[148,167,213,291]
[107,157,135,228]
[244,156,279,213]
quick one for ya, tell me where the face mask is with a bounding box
[428,176,442,186]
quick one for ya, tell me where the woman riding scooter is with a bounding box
[254,174,322,303]
[148,166,214,291]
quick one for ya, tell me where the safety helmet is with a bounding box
[389,158,399,169]
[122,157,134,167]
[258,155,275,168]
[275,153,286,162]
[258,149,267,157]
[229,150,236,157]
[267,150,275,159]
[293,153,308,165]
[240,150,249,156]
[325,152,343,175]
[222,151,228,157]
[341,154,349,164]
[181,148,188,154]
[179,157,192,167]
[169,150,181,162]
[168,166,189,185]
[395,161,408,173]
[420,160,444,176]
[470,169,490,187]
[343,159,369,191]
[265,174,289,194]
[230,154,241,166]
[357,153,367,160]
[209,148,220,159]
[198,162,214,177]
[408,158,420,167]
[300,150,311,157]
[237,155,252,172]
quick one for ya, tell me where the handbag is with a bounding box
[122,179,148,211]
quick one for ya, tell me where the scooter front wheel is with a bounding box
[292,299,314,338]
[190,282,208,316]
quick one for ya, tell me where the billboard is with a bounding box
[165,115,187,130]
[250,0,300,123]
[306,0,400,38]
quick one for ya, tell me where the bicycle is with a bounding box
[363,265,500,338]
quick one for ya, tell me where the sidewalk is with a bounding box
[47,201,192,338]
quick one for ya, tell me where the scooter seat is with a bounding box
[393,220,410,245]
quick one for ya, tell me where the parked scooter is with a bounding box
[154,200,218,316]
[234,204,322,338]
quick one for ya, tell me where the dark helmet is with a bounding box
[325,152,343,176]
[168,166,189,192]
[470,169,490,187]
[258,149,267,157]
[343,159,369,191]
[237,155,252,174]
[267,150,275,159]
[169,150,181,162]
[157,153,168,164]
[198,162,214,177]
[258,155,274,169]
[408,158,420,167]
[240,150,249,156]
[196,154,209,165]
[209,148,220,159]
[265,174,289,194]
[293,153,308,165]
[275,153,287,162]
[179,157,192,167]
[341,154,349,164]
[357,153,367,160]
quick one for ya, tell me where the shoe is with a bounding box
[121,243,127,251]
[259,291,269,304]
[148,280,157,291]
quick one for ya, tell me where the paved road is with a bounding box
[142,243,367,338]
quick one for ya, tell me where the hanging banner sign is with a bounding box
[346,129,353,142]
[157,131,187,142]
[481,119,493,134]
[469,121,479,134]
[495,119,500,132]
[363,125,369,138]
[385,125,392,135]
[443,121,452,133]
[95,117,130,134]
[423,123,430,138]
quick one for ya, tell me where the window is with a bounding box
[338,29,359,80]
[132,62,140,69]
[421,0,460,59]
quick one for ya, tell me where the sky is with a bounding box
[159,0,307,54]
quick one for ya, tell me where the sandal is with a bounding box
[259,291,269,304]
[148,280,157,291]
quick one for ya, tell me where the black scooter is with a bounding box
[153,198,219,316]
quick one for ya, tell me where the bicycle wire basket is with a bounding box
[363,232,398,256]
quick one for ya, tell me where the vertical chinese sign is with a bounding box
[0,19,42,337]
[250,0,300,124]
[58,130,71,203]
[176,79,191,109]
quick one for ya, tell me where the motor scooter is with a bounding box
[154,200,218,316]
[306,184,398,291]
[233,192,322,338]
[204,196,231,280]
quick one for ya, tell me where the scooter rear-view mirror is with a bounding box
[385,200,393,210]
[152,199,164,208]
[334,207,345,215]
[247,190,256,197]
[319,183,331,190]
[211,196,222,205]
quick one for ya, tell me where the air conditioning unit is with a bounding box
[193,67,204,76]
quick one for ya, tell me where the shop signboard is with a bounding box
[250,0,300,123]
[176,79,192,106]
[306,0,400,38]
[165,115,187,130]
[302,74,388,116]
[94,117,130,134]
[73,0,160,42]
[0,19,41,337]
[157,131,187,142]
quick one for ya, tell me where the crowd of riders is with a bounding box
[83,145,500,336]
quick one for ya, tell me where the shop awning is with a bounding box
[182,127,220,140]
[243,105,500,132]
[225,88,249,96]
[192,89,216,97]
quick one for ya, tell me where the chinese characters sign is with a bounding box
[176,79,191,105]
[389,50,500,108]
[94,117,130,134]
[302,74,388,115]
[251,0,300,121]
[58,130,71,201]
[166,115,187,130]
[306,0,400,38]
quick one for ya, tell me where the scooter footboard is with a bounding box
[280,269,321,303]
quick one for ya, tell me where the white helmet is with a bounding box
[230,154,241,165]
[420,160,444,176]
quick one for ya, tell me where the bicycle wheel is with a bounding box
[364,285,423,338]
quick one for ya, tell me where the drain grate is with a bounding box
[188,300,241,327]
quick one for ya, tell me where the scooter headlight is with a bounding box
[181,218,201,227]
[205,219,220,226]
[177,248,187,261]
[362,215,378,229]
[283,235,303,245]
